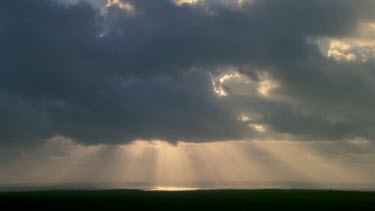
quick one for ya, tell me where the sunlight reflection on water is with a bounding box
[145,186,200,191]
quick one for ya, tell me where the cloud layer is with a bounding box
[1,0,375,145]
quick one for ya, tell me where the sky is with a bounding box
[1,0,375,190]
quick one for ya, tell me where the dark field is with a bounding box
[1,189,375,210]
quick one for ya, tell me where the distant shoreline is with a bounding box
[1,189,375,210]
[2,181,375,192]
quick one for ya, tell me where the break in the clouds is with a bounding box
[1,0,375,145]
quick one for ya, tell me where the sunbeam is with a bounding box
[2,138,374,190]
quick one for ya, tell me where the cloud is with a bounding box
[1,0,375,145]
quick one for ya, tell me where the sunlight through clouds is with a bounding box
[174,0,202,6]
[313,22,375,62]
[210,70,280,98]
[1,138,374,189]
[106,0,134,12]
[211,72,242,96]
[257,72,279,97]
[250,124,266,133]
[2,0,375,193]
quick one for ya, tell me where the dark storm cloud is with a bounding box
[1,0,375,145]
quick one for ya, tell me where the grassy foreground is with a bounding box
[1,189,375,210]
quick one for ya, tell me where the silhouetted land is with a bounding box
[1,189,375,210]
